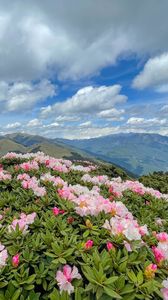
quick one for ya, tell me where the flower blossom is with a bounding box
[144,264,157,279]
[12,254,20,267]
[56,265,81,294]
[84,240,93,250]
[161,279,168,300]
[0,243,8,268]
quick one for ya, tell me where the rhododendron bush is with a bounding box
[0,152,168,300]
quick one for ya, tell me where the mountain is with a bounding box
[2,132,167,176]
[0,134,88,160]
[0,133,132,179]
[0,138,27,155]
[55,133,168,176]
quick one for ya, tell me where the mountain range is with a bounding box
[0,132,168,176]
[55,133,168,176]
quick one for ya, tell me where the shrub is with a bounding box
[0,152,168,300]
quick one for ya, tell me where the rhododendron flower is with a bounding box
[56,265,81,294]
[0,170,12,181]
[152,246,165,265]
[106,242,115,251]
[144,264,157,279]
[124,241,132,252]
[103,216,142,241]
[139,225,149,236]
[52,207,65,216]
[156,232,168,242]
[12,254,20,267]
[8,212,36,234]
[0,243,8,268]
[84,240,94,250]
[157,241,168,260]
[161,279,168,300]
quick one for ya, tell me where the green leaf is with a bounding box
[104,276,118,285]
[0,282,8,288]
[127,270,137,283]
[49,288,60,300]
[11,289,22,300]
[103,287,122,299]
[137,271,143,285]
[59,257,66,264]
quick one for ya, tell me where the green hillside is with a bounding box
[55,133,168,176]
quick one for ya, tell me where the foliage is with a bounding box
[0,152,168,299]
[140,172,168,194]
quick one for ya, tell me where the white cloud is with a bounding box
[0,79,56,112]
[79,121,92,127]
[127,117,167,126]
[43,122,59,128]
[0,1,168,81]
[55,115,81,122]
[27,119,42,127]
[133,53,168,91]
[5,122,21,129]
[41,85,127,117]
[161,105,168,113]
[98,108,125,121]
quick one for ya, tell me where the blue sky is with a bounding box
[0,0,168,139]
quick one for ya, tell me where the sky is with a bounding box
[0,0,168,139]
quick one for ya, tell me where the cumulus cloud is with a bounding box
[27,119,42,127]
[5,122,21,129]
[41,85,127,117]
[0,0,168,81]
[0,79,56,112]
[132,53,168,91]
[127,117,167,126]
[98,108,125,121]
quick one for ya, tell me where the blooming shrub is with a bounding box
[0,152,168,299]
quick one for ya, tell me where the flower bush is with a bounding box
[0,151,168,299]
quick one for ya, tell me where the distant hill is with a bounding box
[0,135,88,160]
[0,138,27,155]
[0,133,132,179]
[55,133,168,176]
[3,132,168,176]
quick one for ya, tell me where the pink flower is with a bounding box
[52,207,60,216]
[12,254,20,267]
[0,244,8,268]
[152,246,165,264]
[52,207,65,216]
[124,241,132,252]
[161,279,168,300]
[84,240,93,250]
[161,288,168,300]
[56,265,81,294]
[156,232,168,242]
[106,242,115,251]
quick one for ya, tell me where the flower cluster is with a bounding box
[0,243,8,268]
[0,151,168,299]
[0,169,12,181]
[8,212,36,234]
[17,174,46,197]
